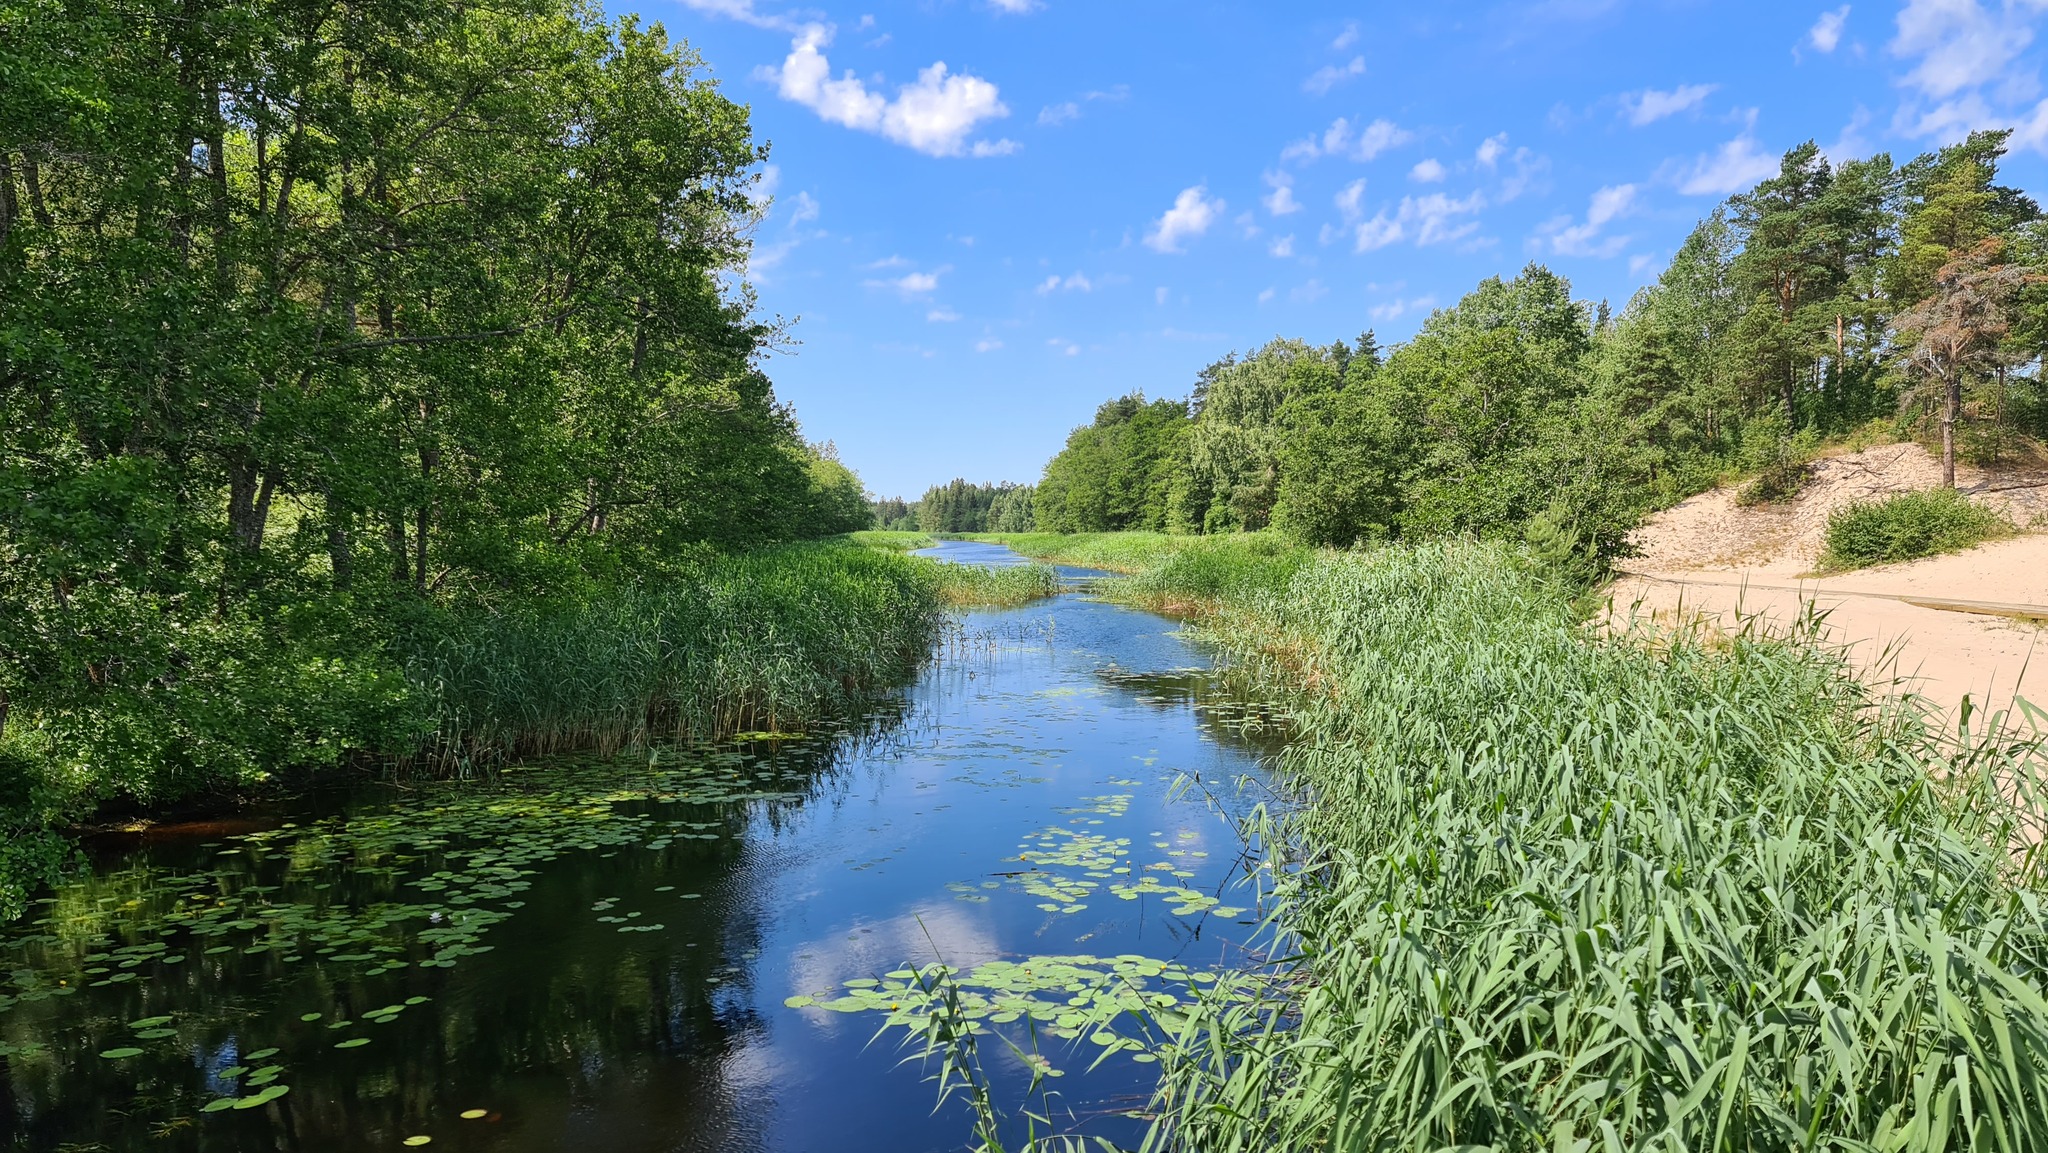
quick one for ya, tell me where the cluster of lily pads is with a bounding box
[785,954,1254,1070]
[995,797,1246,921]
[0,741,843,1117]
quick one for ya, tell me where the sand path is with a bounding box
[1610,444,2048,724]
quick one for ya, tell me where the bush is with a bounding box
[1819,487,2013,571]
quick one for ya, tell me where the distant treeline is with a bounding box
[1018,131,2048,560]
[871,480,1034,534]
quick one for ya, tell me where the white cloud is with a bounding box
[1269,234,1296,258]
[989,0,1039,11]
[1154,286,1170,305]
[865,266,949,294]
[1047,338,1080,356]
[1541,183,1637,257]
[1892,0,2032,99]
[1335,178,1368,220]
[1410,158,1448,182]
[1352,190,1486,251]
[1332,21,1360,50]
[762,26,1013,157]
[1675,131,1780,194]
[927,307,960,322]
[1303,56,1367,95]
[974,337,1003,352]
[1145,186,1225,253]
[1282,117,1413,163]
[1038,102,1080,127]
[1475,133,1509,168]
[1370,295,1436,322]
[1291,279,1330,303]
[789,191,821,223]
[1629,252,1657,277]
[1258,286,1277,303]
[1263,171,1303,216]
[1623,83,1717,125]
[1035,272,1093,294]
[677,0,803,32]
[1810,5,1851,52]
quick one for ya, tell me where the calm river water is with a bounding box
[0,541,1280,1151]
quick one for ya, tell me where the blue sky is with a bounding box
[664,0,2048,499]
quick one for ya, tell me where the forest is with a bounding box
[1014,132,2047,563]
[0,0,882,912]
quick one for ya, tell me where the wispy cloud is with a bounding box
[1303,56,1366,95]
[864,266,951,295]
[1410,158,1447,183]
[1622,83,1717,125]
[1673,128,1779,194]
[1281,117,1413,163]
[1538,183,1637,257]
[1353,190,1485,251]
[1035,272,1094,294]
[1809,5,1851,53]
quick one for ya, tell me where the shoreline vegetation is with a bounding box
[959,530,2048,1151]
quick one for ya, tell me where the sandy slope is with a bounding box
[1610,443,2048,724]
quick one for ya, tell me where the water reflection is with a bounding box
[0,542,1276,1152]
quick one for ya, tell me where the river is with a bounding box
[0,541,1280,1151]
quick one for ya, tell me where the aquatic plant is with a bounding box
[1121,538,2048,1151]
[399,543,946,768]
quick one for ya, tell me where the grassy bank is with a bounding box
[1053,533,2047,1150]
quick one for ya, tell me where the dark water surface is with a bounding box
[0,542,1281,1152]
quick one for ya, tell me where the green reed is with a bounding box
[1113,537,2048,1151]
[398,542,946,768]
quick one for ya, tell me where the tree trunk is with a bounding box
[1942,365,1960,489]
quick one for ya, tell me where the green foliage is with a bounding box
[1082,539,2048,1152]
[1036,393,1194,533]
[1009,135,2046,570]
[0,0,902,914]
[1819,488,2014,571]
[916,480,1032,534]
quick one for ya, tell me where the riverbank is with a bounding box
[982,531,2048,1150]
[0,540,1066,923]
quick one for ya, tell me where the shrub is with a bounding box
[1819,487,2013,571]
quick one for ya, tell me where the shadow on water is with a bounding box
[0,541,1282,1152]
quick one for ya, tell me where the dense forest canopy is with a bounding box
[1019,131,2048,560]
[0,0,869,819]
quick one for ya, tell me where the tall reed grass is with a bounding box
[400,543,945,767]
[1076,536,2048,1151]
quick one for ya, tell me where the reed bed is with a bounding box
[921,560,1064,608]
[399,543,945,768]
[846,529,939,552]
[959,531,1199,573]
[1077,536,2048,1151]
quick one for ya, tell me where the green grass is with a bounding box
[1819,487,2016,572]
[1003,533,2048,1151]
[845,529,937,552]
[961,531,1209,574]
